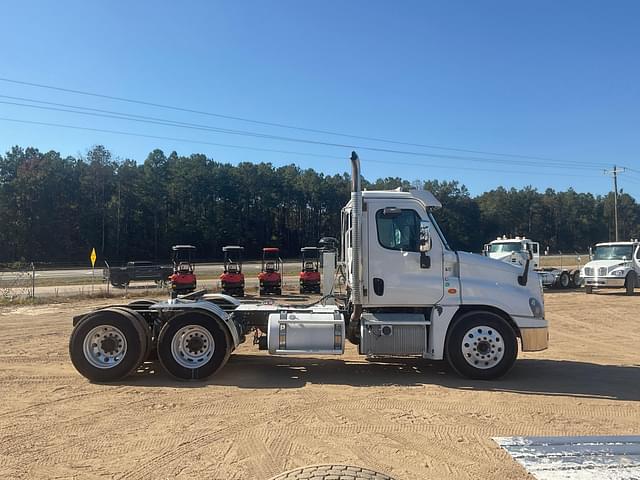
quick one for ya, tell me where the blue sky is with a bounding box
[1,1,639,196]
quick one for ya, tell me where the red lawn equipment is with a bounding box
[258,247,282,296]
[220,245,245,297]
[299,246,321,294]
[169,245,197,295]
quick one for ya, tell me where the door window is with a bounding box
[376,209,421,252]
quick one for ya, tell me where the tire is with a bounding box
[625,272,636,296]
[299,287,305,294]
[557,271,570,289]
[445,311,518,380]
[69,308,146,382]
[276,288,282,295]
[268,464,397,480]
[111,307,152,361]
[157,312,231,380]
[570,269,581,288]
[586,285,593,294]
[127,299,157,307]
[259,288,265,296]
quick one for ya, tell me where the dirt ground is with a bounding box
[0,291,638,480]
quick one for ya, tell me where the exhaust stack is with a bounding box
[348,151,363,341]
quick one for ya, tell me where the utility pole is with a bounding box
[604,165,625,241]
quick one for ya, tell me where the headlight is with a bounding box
[611,269,625,277]
[529,297,543,317]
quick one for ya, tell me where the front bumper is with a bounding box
[511,315,548,351]
[583,277,625,288]
[520,327,549,351]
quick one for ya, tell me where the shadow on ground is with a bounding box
[122,354,640,401]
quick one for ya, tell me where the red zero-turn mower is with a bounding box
[220,245,245,297]
[169,245,197,294]
[258,247,282,296]
[299,247,321,294]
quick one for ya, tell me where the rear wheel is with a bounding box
[625,272,636,296]
[69,309,146,382]
[570,269,581,287]
[557,271,570,289]
[445,311,518,380]
[157,312,231,380]
[276,287,282,295]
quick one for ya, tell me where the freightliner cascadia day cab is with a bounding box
[68,152,548,382]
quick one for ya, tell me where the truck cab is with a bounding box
[581,241,640,295]
[342,155,548,379]
[484,237,540,269]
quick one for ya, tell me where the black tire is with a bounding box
[299,287,305,294]
[110,307,152,361]
[445,311,518,380]
[268,465,397,480]
[569,269,581,288]
[127,299,157,307]
[276,288,282,295]
[157,312,231,380]
[625,272,636,296]
[259,288,265,296]
[586,285,593,294]
[69,308,146,382]
[557,271,570,289]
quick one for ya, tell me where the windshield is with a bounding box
[593,245,634,261]
[489,243,522,253]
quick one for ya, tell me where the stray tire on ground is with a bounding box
[268,464,397,480]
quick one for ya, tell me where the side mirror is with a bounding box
[482,244,489,256]
[589,246,593,260]
[419,221,432,253]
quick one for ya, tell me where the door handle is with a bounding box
[373,277,384,296]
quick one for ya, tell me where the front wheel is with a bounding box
[625,272,636,296]
[157,312,231,380]
[585,285,593,294]
[445,311,518,380]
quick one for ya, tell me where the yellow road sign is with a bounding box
[90,248,97,267]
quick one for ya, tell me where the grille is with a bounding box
[584,267,593,276]
[598,267,607,276]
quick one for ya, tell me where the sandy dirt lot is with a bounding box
[0,291,638,480]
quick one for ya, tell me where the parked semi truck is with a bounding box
[483,236,581,289]
[69,152,548,382]
[581,240,640,295]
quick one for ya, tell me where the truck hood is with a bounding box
[456,251,542,319]
[583,259,630,271]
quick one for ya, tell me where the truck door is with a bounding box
[367,206,444,306]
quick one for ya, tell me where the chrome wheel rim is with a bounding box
[83,325,128,369]
[461,325,504,369]
[170,325,215,369]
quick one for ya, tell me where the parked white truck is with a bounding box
[483,236,581,289]
[68,152,548,382]
[581,240,640,295]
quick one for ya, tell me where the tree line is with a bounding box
[0,145,638,264]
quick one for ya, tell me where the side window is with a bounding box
[376,209,421,252]
[635,246,640,261]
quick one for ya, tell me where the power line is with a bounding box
[0,116,602,179]
[0,76,609,167]
[0,98,608,171]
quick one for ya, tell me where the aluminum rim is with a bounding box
[170,325,215,369]
[83,325,128,369]
[461,325,505,369]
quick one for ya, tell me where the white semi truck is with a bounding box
[68,152,548,382]
[483,236,581,289]
[581,240,640,295]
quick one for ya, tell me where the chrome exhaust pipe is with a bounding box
[348,151,363,342]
